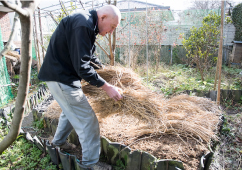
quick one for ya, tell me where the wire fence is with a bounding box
[0,0,238,107]
[0,26,14,107]
[33,0,235,70]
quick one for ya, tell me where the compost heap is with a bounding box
[45,66,222,169]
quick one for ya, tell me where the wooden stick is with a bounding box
[216,0,224,105]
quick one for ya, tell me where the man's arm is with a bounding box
[69,26,122,100]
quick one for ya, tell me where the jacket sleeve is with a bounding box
[69,26,106,87]
[90,55,103,69]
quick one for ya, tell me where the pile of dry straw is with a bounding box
[46,66,222,144]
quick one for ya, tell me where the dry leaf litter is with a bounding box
[44,66,222,169]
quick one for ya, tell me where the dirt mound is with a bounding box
[44,66,222,169]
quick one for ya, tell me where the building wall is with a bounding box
[0,12,21,49]
[0,12,11,42]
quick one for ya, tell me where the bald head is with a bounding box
[97,5,121,36]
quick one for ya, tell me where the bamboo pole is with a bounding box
[33,11,41,72]
[38,7,45,60]
[33,27,40,72]
[112,0,117,66]
[216,0,225,105]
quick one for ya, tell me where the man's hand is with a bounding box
[101,83,123,101]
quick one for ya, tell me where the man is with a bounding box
[38,5,122,169]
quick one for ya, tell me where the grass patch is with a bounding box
[0,119,57,169]
[136,64,242,96]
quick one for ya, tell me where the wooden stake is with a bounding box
[216,0,224,105]
[38,7,45,60]
[33,11,41,72]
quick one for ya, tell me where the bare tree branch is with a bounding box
[59,0,69,16]
[1,0,29,17]
[49,12,59,26]
[37,38,47,52]
[0,12,19,59]
[95,41,111,60]
[79,0,85,10]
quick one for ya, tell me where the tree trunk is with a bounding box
[197,58,204,82]
[0,0,37,154]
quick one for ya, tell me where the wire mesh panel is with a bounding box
[35,0,236,71]
[0,27,13,107]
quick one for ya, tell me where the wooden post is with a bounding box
[112,0,117,65]
[33,28,40,72]
[108,33,114,65]
[33,11,41,72]
[38,7,45,60]
[216,0,224,105]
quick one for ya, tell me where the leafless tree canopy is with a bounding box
[189,0,221,9]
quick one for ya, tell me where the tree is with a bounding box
[0,0,39,154]
[189,0,221,9]
[182,12,221,81]
[95,0,117,66]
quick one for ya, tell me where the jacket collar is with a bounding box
[90,10,99,36]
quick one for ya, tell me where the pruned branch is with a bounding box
[0,12,19,60]
[1,0,29,17]
[37,38,47,52]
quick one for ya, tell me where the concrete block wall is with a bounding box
[0,12,21,49]
[0,12,11,42]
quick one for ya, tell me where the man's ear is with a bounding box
[101,14,107,21]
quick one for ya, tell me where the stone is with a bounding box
[58,148,76,170]
[68,129,80,146]
[101,136,111,156]
[32,109,39,122]
[156,159,185,170]
[33,135,44,152]
[51,118,59,136]
[125,150,142,170]
[46,140,60,165]
[107,142,120,165]
[141,151,156,170]
[119,144,131,167]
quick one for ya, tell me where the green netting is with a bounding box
[0,26,13,107]
[32,40,36,60]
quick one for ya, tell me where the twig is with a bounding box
[90,61,100,69]
[95,41,110,60]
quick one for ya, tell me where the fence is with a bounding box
[0,26,14,107]
[34,0,235,69]
[0,1,237,107]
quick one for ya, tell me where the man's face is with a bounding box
[98,15,119,36]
